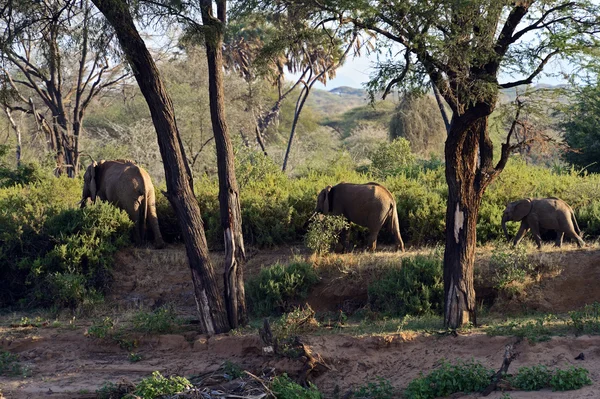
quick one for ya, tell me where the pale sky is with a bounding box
[292,51,573,92]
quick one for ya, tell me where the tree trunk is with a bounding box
[91,0,230,334]
[4,107,22,167]
[282,86,310,172]
[201,0,248,328]
[443,114,488,328]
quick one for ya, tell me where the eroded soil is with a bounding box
[2,245,600,398]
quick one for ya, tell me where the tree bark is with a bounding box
[91,0,229,334]
[200,0,248,328]
[4,107,22,167]
[444,113,489,328]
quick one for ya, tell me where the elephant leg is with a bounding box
[366,230,378,252]
[566,230,585,248]
[512,223,529,247]
[555,232,564,247]
[529,224,543,250]
[148,211,165,249]
[339,228,350,253]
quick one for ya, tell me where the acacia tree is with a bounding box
[0,0,128,177]
[90,0,230,334]
[249,0,600,327]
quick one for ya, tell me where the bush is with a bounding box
[404,359,494,399]
[490,245,535,295]
[511,365,551,391]
[354,377,395,399]
[369,137,416,177]
[549,367,592,391]
[305,215,350,254]
[134,371,191,399]
[368,255,443,317]
[245,261,319,316]
[271,373,322,399]
[0,175,132,308]
[132,306,181,334]
[569,302,600,334]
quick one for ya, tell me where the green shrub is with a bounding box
[305,215,350,254]
[569,302,600,334]
[245,261,319,316]
[369,137,416,177]
[368,255,443,317]
[0,145,46,188]
[0,350,27,377]
[511,365,551,391]
[0,175,132,308]
[132,306,180,334]
[404,359,494,399]
[549,367,592,391]
[134,371,191,398]
[490,245,535,295]
[271,373,322,399]
[354,377,395,399]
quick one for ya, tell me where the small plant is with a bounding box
[404,359,494,399]
[0,351,28,377]
[87,317,116,339]
[511,364,551,390]
[354,377,394,399]
[368,255,443,317]
[305,215,350,254]
[134,371,191,399]
[271,373,323,399]
[245,261,319,316]
[486,316,554,343]
[549,367,592,391]
[128,352,142,363]
[132,305,180,334]
[490,245,535,296]
[569,302,600,334]
[96,381,134,399]
[223,360,244,380]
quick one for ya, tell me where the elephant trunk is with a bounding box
[302,212,318,230]
[501,214,509,240]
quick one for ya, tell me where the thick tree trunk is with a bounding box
[92,0,230,334]
[443,115,489,328]
[201,0,248,328]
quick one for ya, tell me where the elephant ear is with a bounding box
[512,198,532,221]
[322,186,332,214]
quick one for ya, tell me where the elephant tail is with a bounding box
[138,187,148,243]
[389,202,405,251]
[571,210,582,235]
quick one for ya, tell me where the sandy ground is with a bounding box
[2,244,600,398]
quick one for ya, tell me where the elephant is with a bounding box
[81,159,165,249]
[313,182,405,252]
[502,197,584,249]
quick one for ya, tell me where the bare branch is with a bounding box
[499,50,560,89]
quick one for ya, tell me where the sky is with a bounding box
[291,50,574,92]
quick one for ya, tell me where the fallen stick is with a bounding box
[482,342,520,396]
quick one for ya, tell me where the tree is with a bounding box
[90,0,230,334]
[249,0,600,327]
[562,81,600,173]
[0,0,128,177]
[137,0,248,327]
[389,93,446,156]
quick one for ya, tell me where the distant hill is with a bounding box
[307,86,369,116]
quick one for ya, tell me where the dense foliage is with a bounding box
[245,261,319,316]
[368,255,443,317]
[562,81,600,173]
[0,175,132,308]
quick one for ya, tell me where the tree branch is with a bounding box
[499,50,560,89]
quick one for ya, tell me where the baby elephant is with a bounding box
[502,197,584,249]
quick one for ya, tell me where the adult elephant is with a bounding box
[81,159,165,249]
[502,197,584,249]
[314,182,405,252]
